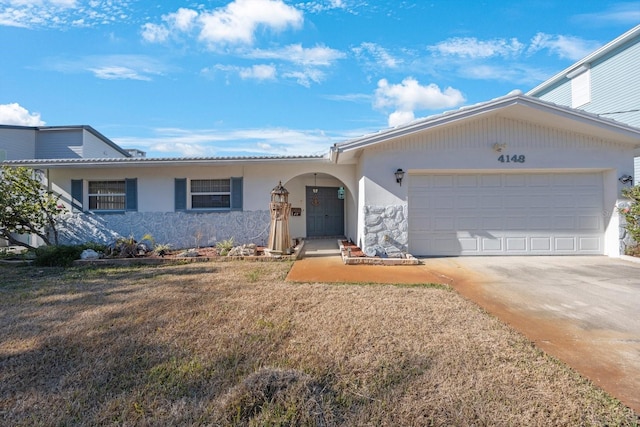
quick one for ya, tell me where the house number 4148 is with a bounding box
[498,154,525,163]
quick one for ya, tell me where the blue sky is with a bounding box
[0,1,639,158]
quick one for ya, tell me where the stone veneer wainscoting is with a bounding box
[362,204,408,258]
[55,211,272,249]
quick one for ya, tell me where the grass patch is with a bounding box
[0,262,638,426]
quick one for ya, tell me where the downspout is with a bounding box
[329,144,339,163]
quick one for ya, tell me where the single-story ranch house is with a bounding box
[2,92,640,257]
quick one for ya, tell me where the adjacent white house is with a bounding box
[4,92,640,257]
[527,24,640,179]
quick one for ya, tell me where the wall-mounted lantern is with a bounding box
[337,186,345,199]
[394,168,405,186]
[619,174,633,185]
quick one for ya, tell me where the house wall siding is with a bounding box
[531,35,640,128]
[0,128,36,160]
[587,37,640,127]
[82,129,130,158]
[532,81,571,106]
[36,129,84,158]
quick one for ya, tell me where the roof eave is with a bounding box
[1,155,329,169]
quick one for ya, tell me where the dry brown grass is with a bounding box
[0,261,638,426]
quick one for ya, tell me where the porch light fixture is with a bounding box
[619,174,633,185]
[311,173,320,207]
[395,168,405,186]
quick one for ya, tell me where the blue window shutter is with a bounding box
[231,177,243,211]
[175,178,187,211]
[125,178,138,211]
[71,179,83,212]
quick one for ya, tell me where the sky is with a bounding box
[0,1,639,158]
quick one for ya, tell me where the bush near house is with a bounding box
[621,185,640,256]
[0,165,67,250]
[33,243,108,267]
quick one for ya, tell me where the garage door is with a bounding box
[408,172,604,256]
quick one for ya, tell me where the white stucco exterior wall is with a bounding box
[46,159,359,247]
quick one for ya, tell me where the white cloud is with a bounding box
[528,32,601,61]
[0,103,46,126]
[88,66,151,81]
[573,2,640,26]
[199,0,303,47]
[387,110,415,127]
[223,44,344,86]
[48,54,168,81]
[323,93,371,103]
[142,1,304,48]
[374,77,466,127]
[247,44,345,66]
[141,22,170,43]
[352,42,400,68]
[0,0,132,28]
[298,0,347,13]
[460,64,550,85]
[429,37,525,59]
[113,126,342,157]
[167,7,198,32]
[239,64,277,80]
[141,7,197,43]
[282,68,325,87]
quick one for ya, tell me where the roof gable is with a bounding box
[331,93,640,163]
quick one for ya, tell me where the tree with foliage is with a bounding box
[0,165,67,250]
[620,185,640,255]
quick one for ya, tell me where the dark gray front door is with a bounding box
[306,186,344,237]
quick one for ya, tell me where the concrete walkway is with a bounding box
[286,241,640,413]
[287,239,448,284]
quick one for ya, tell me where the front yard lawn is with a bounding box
[0,262,637,426]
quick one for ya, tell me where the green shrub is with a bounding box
[33,242,108,267]
[216,237,235,256]
[34,245,84,267]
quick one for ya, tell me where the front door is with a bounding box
[306,186,344,237]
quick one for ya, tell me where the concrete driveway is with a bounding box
[422,256,640,413]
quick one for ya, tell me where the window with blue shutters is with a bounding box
[71,179,83,212]
[80,179,138,212]
[176,177,243,211]
[191,179,231,209]
[175,178,187,211]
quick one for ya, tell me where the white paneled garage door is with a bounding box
[408,172,604,256]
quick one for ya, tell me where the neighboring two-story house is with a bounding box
[527,24,640,179]
[0,125,134,247]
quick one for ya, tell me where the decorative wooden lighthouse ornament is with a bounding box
[266,181,292,256]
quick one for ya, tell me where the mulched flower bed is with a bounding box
[341,240,366,257]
